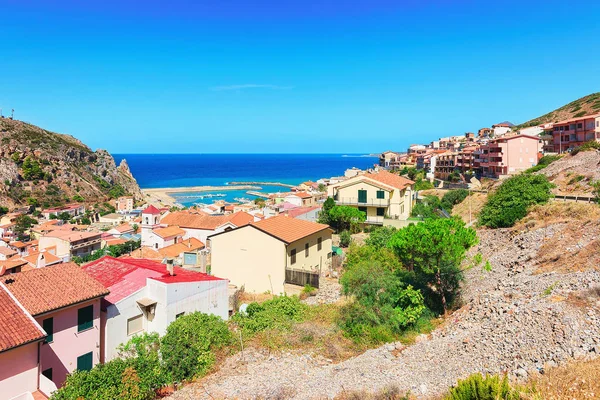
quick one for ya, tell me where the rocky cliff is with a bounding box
[0,118,142,209]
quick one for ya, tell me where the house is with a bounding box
[0,211,24,226]
[0,259,29,275]
[0,223,15,240]
[144,226,186,250]
[209,215,332,294]
[116,196,134,212]
[9,240,30,256]
[21,251,63,269]
[158,210,254,244]
[434,152,459,180]
[3,263,109,388]
[0,282,49,399]
[98,212,124,226]
[41,203,85,220]
[283,206,322,223]
[82,256,229,362]
[284,192,315,208]
[107,222,135,238]
[546,113,600,153]
[492,122,514,137]
[327,170,415,224]
[476,134,542,178]
[158,237,206,269]
[378,151,403,169]
[38,231,102,262]
[0,246,17,260]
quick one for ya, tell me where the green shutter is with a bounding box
[358,190,367,203]
[78,305,93,332]
[43,318,53,343]
[77,352,93,371]
[376,190,385,199]
[377,207,385,216]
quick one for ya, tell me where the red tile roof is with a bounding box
[152,226,185,239]
[249,215,331,244]
[285,206,321,219]
[21,251,62,267]
[83,256,224,304]
[0,259,28,275]
[0,283,46,352]
[289,192,313,199]
[158,237,205,258]
[0,247,17,256]
[142,205,161,215]
[366,170,415,190]
[44,230,101,243]
[161,211,253,230]
[3,263,109,316]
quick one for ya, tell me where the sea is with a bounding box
[113,153,378,207]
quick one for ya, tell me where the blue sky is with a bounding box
[1,0,599,154]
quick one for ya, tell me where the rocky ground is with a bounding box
[167,216,600,400]
[538,150,600,196]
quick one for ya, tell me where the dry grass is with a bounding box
[238,291,275,303]
[451,192,488,224]
[528,357,600,399]
[334,384,411,400]
[516,202,600,231]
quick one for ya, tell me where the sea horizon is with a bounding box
[115,153,379,206]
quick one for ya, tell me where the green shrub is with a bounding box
[414,178,434,191]
[524,155,561,173]
[161,312,231,382]
[441,189,469,212]
[479,174,553,228]
[345,243,402,271]
[411,195,442,219]
[445,373,521,400]
[571,140,600,155]
[364,226,397,249]
[339,230,352,247]
[233,295,307,335]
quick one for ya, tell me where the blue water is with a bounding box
[114,154,377,206]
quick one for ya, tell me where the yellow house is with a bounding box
[208,215,332,294]
[327,170,415,224]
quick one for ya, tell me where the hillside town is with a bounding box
[1,109,600,400]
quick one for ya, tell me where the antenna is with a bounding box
[11,109,14,120]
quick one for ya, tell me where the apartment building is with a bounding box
[434,152,458,180]
[546,113,600,153]
[475,134,541,178]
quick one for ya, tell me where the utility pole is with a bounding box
[11,109,14,120]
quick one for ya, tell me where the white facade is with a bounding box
[140,211,161,247]
[103,278,229,361]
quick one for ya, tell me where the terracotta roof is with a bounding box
[249,215,330,244]
[104,238,128,247]
[142,205,161,215]
[128,246,162,260]
[83,256,224,304]
[0,247,17,256]
[152,226,186,239]
[21,252,62,267]
[158,238,205,258]
[3,263,109,316]
[113,223,134,233]
[285,206,321,219]
[288,192,313,199]
[44,230,101,243]
[0,259,28,275]
[0,283,46,352]
[9,241,27,249]
[161,211,253,230]
[365,170,415,190]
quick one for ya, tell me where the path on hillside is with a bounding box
[168,222,600,400]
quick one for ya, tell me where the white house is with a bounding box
[82,256,229,362]
[143,226,185,250]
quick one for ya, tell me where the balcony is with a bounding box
[334,197,390,207]
[365,216,384,225]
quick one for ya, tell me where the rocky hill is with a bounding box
[0,118,142,209]
[517,92,600,128]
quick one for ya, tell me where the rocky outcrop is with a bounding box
[0,118,141,208]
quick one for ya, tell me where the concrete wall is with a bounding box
[37,298,102,387]
[0,343,39,400]
[38,237,70,261]
[210,226,287,294]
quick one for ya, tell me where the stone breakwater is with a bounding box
[167,223,600,399]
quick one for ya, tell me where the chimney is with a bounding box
[36,253,46,269]
[165,258,175,276]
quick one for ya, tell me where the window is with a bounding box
[377,208,385,217]
[577,123,583,129]
[42,368,53,381]
[358,189,367,203]
[317,237,322,251]
[77,352,93,372]
[77,305,93,332]
[376,190,385,199]
[358,206,367,214]
[176,312,185,319]
[43,318,53,343]
[127,314,143,336]
[305,243,309,257]
[290,249,296,264]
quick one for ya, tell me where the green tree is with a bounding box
[339,230,352,247]
[318,183,326,192]
[411,195,442,219]
[57,212,72,222]
[318,197,336,225]
[388,218,478,314]
[161,312,231,382]
[21,156,44,180]
[13,215,38,241]
[345,242,403,271]
[364,226,397,249]
[479,174,553,228]
[327,205,366,232]
[441,189,469,212]
[0,206,9,216]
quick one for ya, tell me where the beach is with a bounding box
[142,185,262,206]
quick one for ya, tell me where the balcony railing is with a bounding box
[366,216,384,224]
[335,197,390,207]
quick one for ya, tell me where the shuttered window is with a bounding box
[376,190,385,199]
[305,243,309,257]
[317,237,322,251]
[77,352,93,371]
[77,305,93,332]
[127,314,143,336]
[358,190,367,203]
[291,249,296,265]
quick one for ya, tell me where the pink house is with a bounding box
[546,113,600,153]
[475,134,542,178]
[3,263,109,389]
[0,283,47,399]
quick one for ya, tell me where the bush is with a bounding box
[571,140,600,155]
[339,230,352,247]
[364,226,397,249]
[479,174,553,228]
[445,373,522,400]
[411,195,442,219]
[161,312,231,382]
[524,154,561,173]
[441,189,469,212]
[232,295,307,335]
[414,178,434,191]
[345,243,402,271]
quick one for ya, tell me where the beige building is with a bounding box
[39,231,102,262]
[208,216,332,294]
[327,170,415,224]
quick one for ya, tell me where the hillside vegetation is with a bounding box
[0,118,141,209]
[516,92,600,128]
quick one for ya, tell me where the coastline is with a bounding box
[142,184,275,206]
